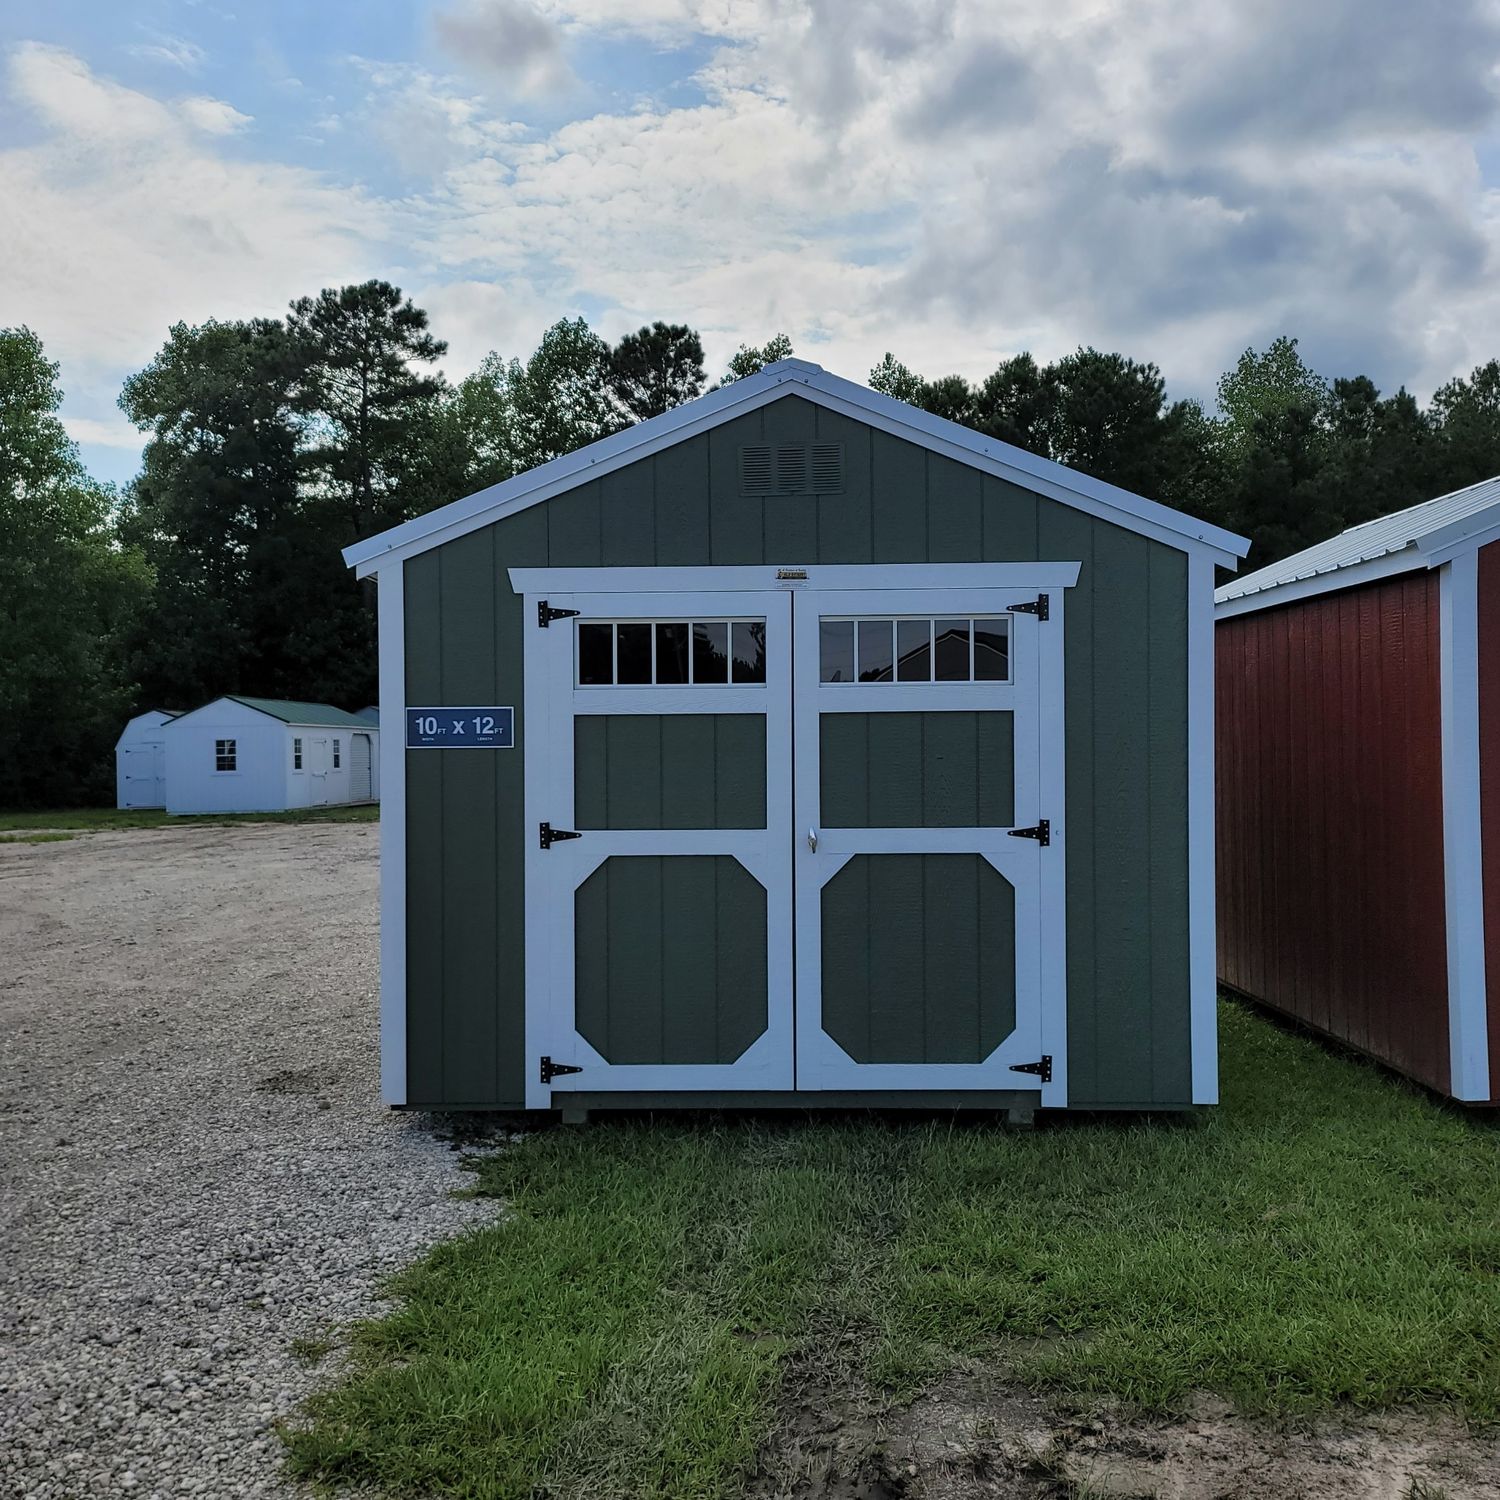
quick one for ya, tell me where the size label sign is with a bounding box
[406,707,515,749]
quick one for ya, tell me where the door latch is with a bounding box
[807,827,818,852]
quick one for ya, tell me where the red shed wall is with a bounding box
[1216,573,1451,1093]
[1480,542,1500,1101]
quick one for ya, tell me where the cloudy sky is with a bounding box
[5,0,1500,486]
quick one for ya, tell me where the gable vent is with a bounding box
[739,443,845,496]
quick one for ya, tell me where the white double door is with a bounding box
[520,569,1065,1106]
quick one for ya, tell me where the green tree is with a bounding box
[868,352,924,403]
[1431,360,1500,491]
[1,327,148,806]
[118,317,307,706]
[719,333,794,385]
[287,280,449,535]
[441,352,518,493]
[1216,336,1328,460]
[507,318,621,470]
[608,322,706,421]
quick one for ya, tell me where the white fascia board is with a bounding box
[1439,554,1491,1101]
[345,362,1249,577]
[1213,548,1425,619]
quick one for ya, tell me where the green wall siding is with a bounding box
[575,855,768,1065]
[575,715,766,829]
[820,712,1014,828]
[822,854,1016,1064]
[403,394,1192,1108]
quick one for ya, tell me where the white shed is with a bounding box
[115,710,176,808]
[163,697,379,815]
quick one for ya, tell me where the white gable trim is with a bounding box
[164,695,283,729]
[344,360,1248,578]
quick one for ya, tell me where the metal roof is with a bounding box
[1216,474,1500,608]
[345,359,1249,577]
[225,696,374,729]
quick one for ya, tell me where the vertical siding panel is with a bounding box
[403,551,445,1103]
[606,717,665,828]
[760,396,820,561]
[546,481,602,564]
[436,532,500,1103]
[981,477,1039,561]
[600,463,658,565]
[814,408,874,564]
[925,453,983,562]
[709,410,766,564]
[1146,545,1190,1100]
[653,440,712,566]
[664,716,717,829]
[923,854,980,1061]
[870,433,927,562]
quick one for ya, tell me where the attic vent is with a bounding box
[739,443,845,496]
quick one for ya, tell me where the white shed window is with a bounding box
[214,739,237,772]
[818,616,1010,684]
[332,738,341,768]
[293,737,303,770]
[577,619,767,686]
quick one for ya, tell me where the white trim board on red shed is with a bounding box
[344,360,1249,580]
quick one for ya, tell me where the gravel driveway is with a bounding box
[0,822,503,1499]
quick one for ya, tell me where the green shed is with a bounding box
[344,360,1248,1118]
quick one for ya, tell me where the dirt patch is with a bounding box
[755,1367,1500,1499]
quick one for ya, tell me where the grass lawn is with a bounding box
[285,1002,1500,1500]
[0,805,379,833]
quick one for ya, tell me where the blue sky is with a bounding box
[5,0,1500,488]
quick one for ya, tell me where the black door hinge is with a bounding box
[538,600,581,627]
[1010,1056,1053,1084]
[539,822,582,849]
[540,1056,583,1084]
[1007,819,1051,847]
[1009,593,1050,621]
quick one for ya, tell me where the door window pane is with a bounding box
[933,619,970,681]
[692,621,730,682]
[732,621,766,683]
[579,623,613,685]
[896,619,932,681]
[857,619,894,681]
[655,622,689,684]
[820,619,854,682]
[616,623,652,684]
[974,621,1009,681]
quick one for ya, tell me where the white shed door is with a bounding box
[520,567,1067,1107]
[122,745,165,808]
[308,737,330,803]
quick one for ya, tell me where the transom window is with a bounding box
[819,617,1010,684]
[577,619,767,686]
[214,738,237,772]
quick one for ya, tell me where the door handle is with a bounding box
[807,827,818,852]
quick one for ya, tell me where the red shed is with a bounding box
[1215,478,1500,1103]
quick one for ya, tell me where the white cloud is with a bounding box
[62,414,149,450]
[178,96,253,135]
[126,34,205,72]
[0,43,385,399]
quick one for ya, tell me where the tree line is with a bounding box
[7,278,1500,806]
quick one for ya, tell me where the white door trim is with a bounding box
[1188,554,1219,1104]
[1440,553,1491,1101]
